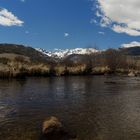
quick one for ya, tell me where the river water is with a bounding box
[0,76,140,140]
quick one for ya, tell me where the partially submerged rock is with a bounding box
[128,71,136,77]
[42,116,62,134]
[41,116,77,140]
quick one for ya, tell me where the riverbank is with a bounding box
[0,64,139,78]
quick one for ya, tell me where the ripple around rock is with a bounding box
[40,116,77,140]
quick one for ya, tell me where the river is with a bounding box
[0,76,140,140]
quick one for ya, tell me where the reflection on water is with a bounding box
[0,76,140,140]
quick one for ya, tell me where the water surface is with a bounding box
[0,76,140,140]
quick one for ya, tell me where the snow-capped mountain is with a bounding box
[36,48,99,58]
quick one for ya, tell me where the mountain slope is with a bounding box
[120,46,140,56]
[0,44,53,63]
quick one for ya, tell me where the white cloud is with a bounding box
[98,31,105,35]
[25,30,29,34]
[90,19,97,24]
[95,0,140,36]
[121,41,140,48]
[112,25,140,36]
[64,32,69,37]
[20,0,25,2]
[0,8,24,26]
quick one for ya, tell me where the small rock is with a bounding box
[128,71,135,77]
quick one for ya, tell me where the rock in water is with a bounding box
[42,116,62,134]
[128,71,135,77]
[41,116,77,140]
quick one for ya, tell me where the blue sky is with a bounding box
[0,0,140,50]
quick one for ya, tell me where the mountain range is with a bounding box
[0,44,140,63]
[36,48,99,58]
[36,46,140,59]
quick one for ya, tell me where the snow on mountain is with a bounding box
[36,48,52,57]
[36,48,99,58]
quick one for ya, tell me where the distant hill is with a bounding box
[119,46,140,56]
[0,44,53,63]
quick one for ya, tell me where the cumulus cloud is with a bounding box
[95,0,140,36]
[112,25,140,36]
[64,32,69,37]
[0,8,24,26]
[121,41,140,48]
